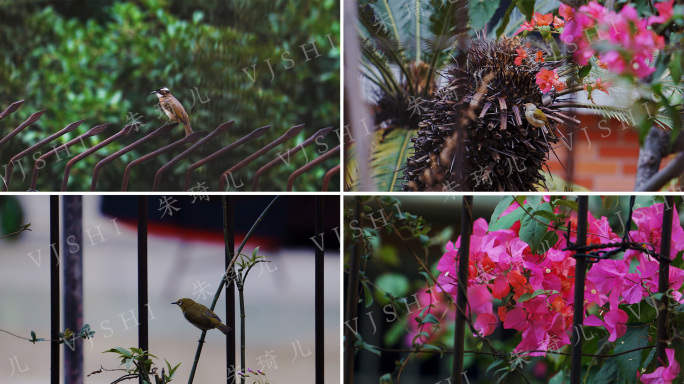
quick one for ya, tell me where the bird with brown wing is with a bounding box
[151,87,194,136]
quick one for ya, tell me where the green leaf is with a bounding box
[538,231,559,254]
[549,369,566,384]
[621,302,657,324]
[601,196,619,210]
[379,373,393,384]
[489,207,524,232]
[614,325,649,383]
[419,234,430,247]
[532,209,558,222]
[486,359,504,376]
[375,273,410,298]
[115,347,133,358]
[422,313,439,324]
[496,0,518,38]
[552,199,578,212]
[469,0,500,30]
[516,0,535,21]
[594,359,619,381]
[520,202,552,254]
[490,196,517,223]
[420,343,445,357]
[668,52,681,85]
[578,64,592,79]
[192,10,204,24]
[362,281,374,308]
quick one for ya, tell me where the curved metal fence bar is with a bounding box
[285,145,340,191]
[321,164,340,192]
[29,123,110,191]
[0,110,46,150]
[61,124,137,191]
[120,131,206,191]
[183,125,271,191]
[151,121,233,191]
[218,124,305,191]
[3,121,82,191]
[0,100,25,122]
[90,122,176,191]
[251,126,334,191]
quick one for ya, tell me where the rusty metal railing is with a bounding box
[0,100,339,191]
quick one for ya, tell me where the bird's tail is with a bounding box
[216,322,232,335]
[184,124,194,136]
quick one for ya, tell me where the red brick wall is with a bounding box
[545,113,671,191]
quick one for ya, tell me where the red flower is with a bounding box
[595,78,612,95]
[553,16,565,29]
[559,4,574,22]
[535,68,559,93]
[534,12,554,26]
[553,80,566,92]
[514,48,528,66]
[515,19,536,35]
[535,50,545,63]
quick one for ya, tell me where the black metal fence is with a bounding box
[345,195,677,384]
[1,100,339,192]
[47,195,327,384]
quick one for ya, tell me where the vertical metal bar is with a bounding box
[138,196,149,384]
[50,195,60,384]
[223,196,237,383]
[452,196,473,384]
[315,196,324,384]
[343,197,362,384]
[657,196,674,366]
[63,196,83,384]
[570,196,589,384]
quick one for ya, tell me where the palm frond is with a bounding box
[346,128,417,192]
[566,102,637,125]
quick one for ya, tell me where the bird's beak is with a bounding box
[171,302,177,305]
[151,91,157,94]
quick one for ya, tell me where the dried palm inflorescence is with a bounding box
[403,35,573,191]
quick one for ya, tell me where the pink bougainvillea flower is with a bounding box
[474,313,497,337]
[515,19,536,35]
[648,0,675,25]
[559,4,574,22]
[514,47,528,66]
[536,68,559,93]
[595,59,608,69]
[584,308,628,342]
[553,16,565,29]
[504,307,531,331]
[534,12,554,27]
[534,50,545,63]
[552,80,566,92]
[640,348,680,383]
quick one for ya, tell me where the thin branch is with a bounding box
[186,196,280,384]
[635,152,684,191]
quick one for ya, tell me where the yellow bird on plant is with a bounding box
[171,298,232,335]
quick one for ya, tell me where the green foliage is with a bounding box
[101,347,179,384]
[0,0,339,191]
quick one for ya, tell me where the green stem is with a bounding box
[186,196,280,384]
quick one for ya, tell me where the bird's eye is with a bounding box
[178,301,182,305]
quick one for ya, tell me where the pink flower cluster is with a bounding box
[433,201,684,361]
[559,1,670,78]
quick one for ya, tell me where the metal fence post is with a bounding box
[138,196,149,384]
[63,196,83,384]
[50,195,60,384]
[570,196,589,384]
[657,196,674,365]
[452,196,473,384]
[223,196,237,383]
[315,196,324,384]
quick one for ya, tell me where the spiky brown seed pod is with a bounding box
[403,36,565,191]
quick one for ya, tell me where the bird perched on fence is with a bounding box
[171,298,232,335]
[151,87,193,136]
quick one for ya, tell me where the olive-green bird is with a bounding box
[171,298,232,335]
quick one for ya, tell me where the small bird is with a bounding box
[151,87,193,136]
[523,103,549,128]
[171,298,232,335]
